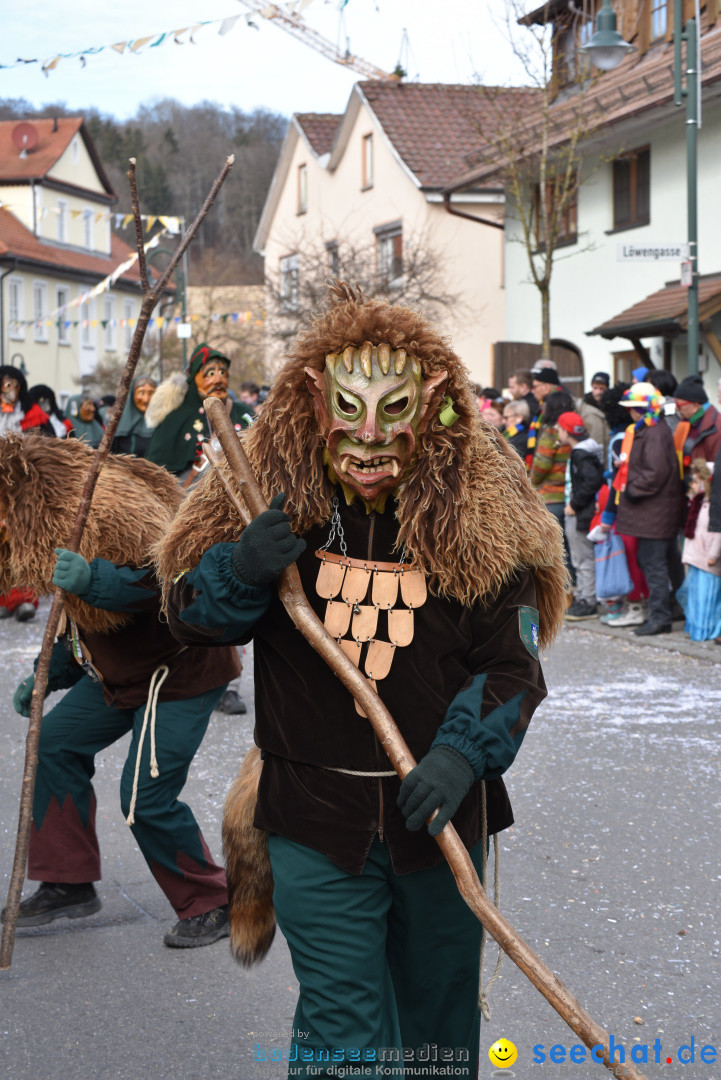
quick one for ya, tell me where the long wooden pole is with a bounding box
[0,157,234,970]
[203,395,649,1080]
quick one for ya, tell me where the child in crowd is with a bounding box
[556,411,605,621]
[677,461,721,640]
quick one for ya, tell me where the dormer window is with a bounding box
[362,134,374,190]
[650,0,668,41]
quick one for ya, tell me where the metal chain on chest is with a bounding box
[319,495,348,558]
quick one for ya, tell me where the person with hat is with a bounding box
[610,383,684,635]
[65,394,105,448]
[556,412,604,620]
[0,365,53,437]
[526,367,563,468]
[578,372,611,458]
[110,375,157,458]
[672,374,721,482]
[145,344,255,480]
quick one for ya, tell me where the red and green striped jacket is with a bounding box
[530,426,570,505]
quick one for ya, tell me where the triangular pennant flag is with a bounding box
[42,57,60,75]
[130,36,153,52]
[219,15,240,35]
[150,33,167,48]
[112,42,127,54]
[146,215,157,230]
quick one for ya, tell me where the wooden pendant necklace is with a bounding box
[315,497,426,715]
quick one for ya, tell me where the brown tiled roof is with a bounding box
[295,113,342,156]
[0,117,115,197]
[358,81,535,189]
[448,17,721,191]
[589,273,721,338]
[0,207,144,287]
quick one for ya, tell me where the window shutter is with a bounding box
[665,0,674,41]
[638,0,650,54]
[682,0,694,21]
[708,0,719,26]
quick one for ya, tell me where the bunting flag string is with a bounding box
[0,201,183,235]
[0,3,317,74]
[8,309,266,331]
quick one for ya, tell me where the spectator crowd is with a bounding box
[475,364,721,644]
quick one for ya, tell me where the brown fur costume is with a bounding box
[155,283,568,965]
[0,434,182,634]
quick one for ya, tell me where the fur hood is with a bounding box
[156,285,567,647]
[0,434,182,634]
[144,372,187,430]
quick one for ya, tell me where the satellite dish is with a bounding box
[11,122,39,158]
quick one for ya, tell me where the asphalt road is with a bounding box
[1,608,719,1080]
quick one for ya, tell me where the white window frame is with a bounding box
[57,199,68,243]
[375,223,403,290]
[56,285,71,345]
[83,208,93,250]
[280,254,299,310]
[8,276,25,340]
[33,280,49,342]
[103,295,117,351]
[123,299,134,351]
[81,298,96,350]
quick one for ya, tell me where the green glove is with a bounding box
[13,675,37,718]
[53,548,92,595]
[231,493,306,586]
[397,745,475,836]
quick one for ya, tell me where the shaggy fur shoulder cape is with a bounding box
[156,287,567,646]
[0,434,182,634]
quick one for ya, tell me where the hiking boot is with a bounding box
[2,882,101,927]
[215,689,247,715]
[164,904,230,948]
[632,620,672,637]
[564,599,598,621]
[608,602,646,627]
[14,603,37,622]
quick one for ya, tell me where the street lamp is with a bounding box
[581,0,700,376]
[578,0,635,70]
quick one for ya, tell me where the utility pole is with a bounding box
[675,0,700,376]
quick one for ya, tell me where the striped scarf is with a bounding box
[525,416,541,470]
[612,408,663,497]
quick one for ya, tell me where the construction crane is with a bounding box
[237,1,399,81]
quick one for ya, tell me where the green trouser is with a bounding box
[29,675,228,918]
[267,834,485,1080]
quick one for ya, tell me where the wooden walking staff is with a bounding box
[0,156,235,971]
[203,395,649,1080]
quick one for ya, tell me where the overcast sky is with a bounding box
[2,0,530,120]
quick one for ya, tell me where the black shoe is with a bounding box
[0,606,12,619]
[164,904,230,948]
[564,599,598,621]
[14,603,37,622]
[215,689,247,715]
[670,600,685,622]
[1,882,101,927]
[632,620,672,637]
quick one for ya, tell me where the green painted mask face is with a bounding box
[306,342,447,511]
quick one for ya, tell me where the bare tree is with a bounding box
[264,229,463,350]
[469,0,606,355]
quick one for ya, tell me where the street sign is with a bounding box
[617,242,690,262]
[176,322,192,338]
[680,260,693,287]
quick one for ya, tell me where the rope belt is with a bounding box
[125,664,170,826]
[323,765,397,777]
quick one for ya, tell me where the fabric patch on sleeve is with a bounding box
[519,605,540,659]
